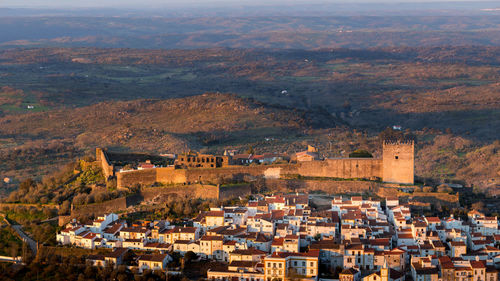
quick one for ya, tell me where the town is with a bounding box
[56,193,500,281]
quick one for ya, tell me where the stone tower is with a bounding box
[380,257,389,281]
[382,139,414,184]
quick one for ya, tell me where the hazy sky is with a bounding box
[1,0,495,9]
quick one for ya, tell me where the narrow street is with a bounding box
[11,224,37,255]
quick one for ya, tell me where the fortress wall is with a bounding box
[96,148,114,179]
[139,184,248,201]
[117,165,276,189]
[117,159,384,189]
[283,158,383,179]
[117,169,157,188]
[156,167,187,184]
[265,179,380,194]
[183,165,282,184]
[139,185,219,201]
[71,197,128,217]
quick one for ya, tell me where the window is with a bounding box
[279,263,282,268]
[302,261,306,266]
[294,261,297,266]
[310,269,314,274]
[310,262,314,267]
[267,263,271,268]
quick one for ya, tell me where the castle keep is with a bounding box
[97,141,414,189]
[382,140,415,185]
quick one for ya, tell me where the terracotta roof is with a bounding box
[201,235,223,241]
[272,237,284,246]
[231,248,267,255]
[470,260,486,269]
[139,254,167,262]
[229,260,259,268]
[340,268,359,275]
[120,227,149,233]
[425,217,441,223]
[106,248,129,258]
[269,250,319,258]
[104,223,123,234]
[205,211,224,217]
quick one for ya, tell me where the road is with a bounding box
[11,225,38,255]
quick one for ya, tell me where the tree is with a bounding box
[59,200,71,215]
[184,251,197,262]
[246,146,255,154]
[19,178,36,193]
[349,149,373,158]
[471,201,485,212]
[183,204,193,217]
[437,184,452,193]
[422,186,434,193]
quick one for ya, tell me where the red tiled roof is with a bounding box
[205,211,224,217]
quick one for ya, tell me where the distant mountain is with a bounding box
[2,15,500,49]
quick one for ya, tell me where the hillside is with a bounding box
[1,47,499,142]
[0,47,498,193]
[0,93,338,182]
[3,15,500,49]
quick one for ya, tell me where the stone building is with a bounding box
[175,152,230,168]
[382,140,414,184]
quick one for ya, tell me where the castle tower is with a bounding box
[382,139,414,184]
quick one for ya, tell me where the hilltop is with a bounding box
[0,47,498,192]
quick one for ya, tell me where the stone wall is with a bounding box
[156,167,187,184]
[140,184,251,201]
[283,159,383,180]
[116,160,385,189]
[182,165,276,184]
[140,185,219,201]
[109,142,415,189]
[265,179,380,194]
[96,148,115,179]
[71,197,128,217]
[117,169,157,188]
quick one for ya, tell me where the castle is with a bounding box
[96,140,414,189]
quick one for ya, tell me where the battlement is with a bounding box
[383,139,414,146]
